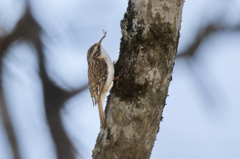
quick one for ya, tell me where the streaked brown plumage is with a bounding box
[87,32,114,126]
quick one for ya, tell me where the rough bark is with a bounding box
[93,0,184,159]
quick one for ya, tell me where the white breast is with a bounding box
[100,45,114,91]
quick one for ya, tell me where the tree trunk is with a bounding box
[93,0,184,158]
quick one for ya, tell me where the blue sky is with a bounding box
[0,0,240,159]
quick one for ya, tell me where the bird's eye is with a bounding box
[95,51,100,57]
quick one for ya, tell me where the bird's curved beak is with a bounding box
[99,31,107,44]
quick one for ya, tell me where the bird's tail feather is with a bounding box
[98,97,105,126]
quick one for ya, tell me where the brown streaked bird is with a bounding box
[87,31,114,127]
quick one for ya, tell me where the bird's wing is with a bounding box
[88,58,108,106]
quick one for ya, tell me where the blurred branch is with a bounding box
[177,23,240,58]
[175,22,240,108]
[0,77,21,159]
[0,4,24,159]
[33,23,77,159]
[185,57,217,107]
[0,5,87,159]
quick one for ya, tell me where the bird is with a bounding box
[87,31,114,127]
